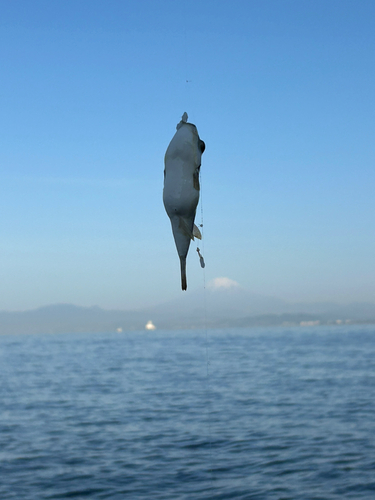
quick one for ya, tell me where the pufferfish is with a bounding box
[163,112,205,290]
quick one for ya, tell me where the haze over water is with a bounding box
[1,325,375,499]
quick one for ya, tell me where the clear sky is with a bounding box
[1,0,374,311]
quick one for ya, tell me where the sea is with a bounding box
[1,325,375,500]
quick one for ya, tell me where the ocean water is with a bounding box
[1,326,375,500]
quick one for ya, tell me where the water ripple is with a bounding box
[1,326,375,499]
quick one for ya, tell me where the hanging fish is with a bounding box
[163,112,205,290]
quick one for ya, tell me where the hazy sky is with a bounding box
[1,0,374,310]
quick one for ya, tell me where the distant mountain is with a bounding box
[142,279,290,329]
[287,301,375,319]
[1,280,375,334]
[0,304,147,335]
[143,278,375,329]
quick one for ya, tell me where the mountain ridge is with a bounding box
[1,286,375,334]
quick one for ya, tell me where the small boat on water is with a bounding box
[145,320,156,331]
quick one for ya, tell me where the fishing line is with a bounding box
[182,0,192,114]
[180,4,213,484]
[196,170,213,483]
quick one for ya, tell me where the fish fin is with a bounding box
[180,257,187,290]
[179,217,195,240]
[176,112,188,130]
[193,168,200,191]
[193,224,202,240]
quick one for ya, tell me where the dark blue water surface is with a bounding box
[1,325,375,499]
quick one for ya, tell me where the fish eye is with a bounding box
[199,140,205,153]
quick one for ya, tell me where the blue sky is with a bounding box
[1,0,374,310]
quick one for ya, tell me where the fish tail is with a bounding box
[180,257,187,291]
